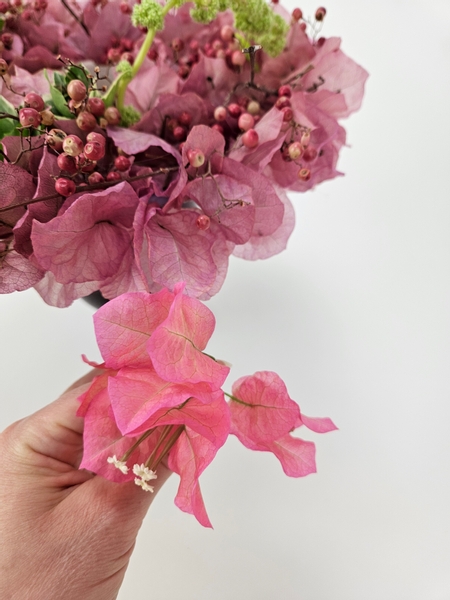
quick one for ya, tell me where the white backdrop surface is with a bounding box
[1,0,450,598]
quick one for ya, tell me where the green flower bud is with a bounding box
[120,105,142,127]
[190,0,221,23]
[132,0,164,30]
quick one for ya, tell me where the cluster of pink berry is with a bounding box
[0,0,48,26]
[51,130,132,196]
[62,79,120,130]
[11,80,128,196]
[0,0,368,307]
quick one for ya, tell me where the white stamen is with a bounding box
[133,463,158,482]
[107,455,129,474]
[134,477,155,492]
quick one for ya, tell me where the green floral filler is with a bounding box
[131,0,164,30]
[120,105,142,127]
[116,60,133,77]
[132,0,288,56]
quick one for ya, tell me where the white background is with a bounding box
[1,0,450,598]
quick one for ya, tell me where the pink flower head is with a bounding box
[31,181,139,285]
[78,284,231,526]
[229,371,337,477]
[147,283,230,388]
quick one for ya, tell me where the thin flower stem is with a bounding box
[116,0,182,111]
[151,425,184,470]
[224,391,270,409]
[0,111,19,121]
[224,391,246,404]
[60,0,90,36]
[0,166,179,214]
[144,425,173,469]
[120,428,156,462]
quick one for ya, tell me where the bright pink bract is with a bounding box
[78,287,336,526]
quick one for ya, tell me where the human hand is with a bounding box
[0,371,171,600]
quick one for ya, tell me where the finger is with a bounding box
[64,368,104,393]
[80,461,172,524]
[9,380,94,469]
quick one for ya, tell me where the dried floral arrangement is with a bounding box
[0,0,367,526]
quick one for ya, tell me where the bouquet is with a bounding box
[0,0,367,526]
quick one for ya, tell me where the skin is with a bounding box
[0,371,171,600]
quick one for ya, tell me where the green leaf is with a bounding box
[0,117,16,139]
[0,94,16,116]
[53,71,66,91]
[0,95,18,140]
[49,85,74,119]
[102,73,126,108]
[66,64,90,90]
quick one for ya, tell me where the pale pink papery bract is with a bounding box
[109,365,223,436]
[31,182,139,284]
[94,288,175,369]
[229,371,337,477]
[147,283,230,388]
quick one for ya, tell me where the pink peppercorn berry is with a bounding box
[242,129,259,149]
[227,103,242,118]
[303,147,318,162]
[247,100,260,115]
[276,96,291,110]
[24,92,45,112]
[187,149,205,168]
[172,126,186,141]
[238,112,255,131]
[63,134,84,157]
[119,1,132,14]
[278,85,292,98]
[40,110,54,126]
[84,141,105,161]
[76,111,97,132]
[104,106,121,126]
[57,153,78,174]
[178,111,191,127]
[67,79,87,102]
[106,171,122,182]
[196,215,210,231]
[86,132,106,145]
[87,97,105,117]
[19,107,41,128]
[214,106,227,122]
[88,172,105,185]
[114,155,131,171]
[281,107,293,122]
[288,142,303,160]
[298,167,311,181]
[46,129,67,152]
[55,177,76,197]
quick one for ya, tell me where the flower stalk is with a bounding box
[116,0,181,111]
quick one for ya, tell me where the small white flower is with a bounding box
[107,455,129,474]
[133,463,158,482]
[134,477,155,493]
